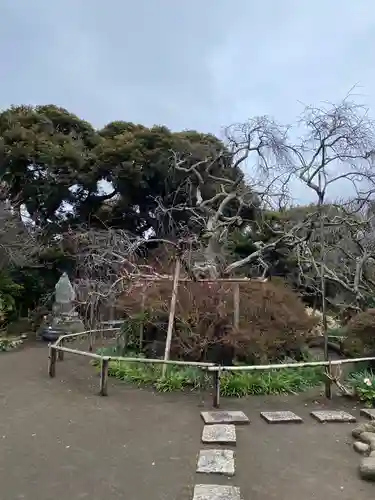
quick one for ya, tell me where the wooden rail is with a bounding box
[48,329,217,400]
[205,356,375,407]
[48,329,375,407]
[205,356,375,371]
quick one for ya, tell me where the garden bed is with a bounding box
[94,351,326,397]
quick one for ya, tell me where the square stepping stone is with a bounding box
[193,484,241,500]
[260,411,303,424]
[196,449,235,476]
[310,410,356,423]
[202,424,236,445]
[360,408,375,420]
[201,410,249,425]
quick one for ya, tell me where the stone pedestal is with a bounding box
[52,315,85,335]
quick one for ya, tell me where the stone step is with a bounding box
[200,408,372,426]
[260,410,303,423]
[202,424,236,445]
[201,411,249,425]
[192,484,241,500]
[196,449,235,476]
[361,408,375,420]
[310,410,356,423]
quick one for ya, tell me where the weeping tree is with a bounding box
[152,97,375,395]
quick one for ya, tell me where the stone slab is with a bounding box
[310,410,356,423]
[196,449,235,476]
[260,411,303,424]
[201,411,249,425]
[193,484,241,500]
[361,408,375,420]
[202,424,236,444]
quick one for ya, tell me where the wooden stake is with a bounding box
[58,339,64,361]
[88,331,93,352]
[162,258,181,378]
[99,358,109,396]
[48,346,57,378]
[233,283,240,329]
[139,292,146,350]
[213,368,221,408]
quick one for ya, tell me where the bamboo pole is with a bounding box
[112,356,214,367]
[206,355,375,372]
[53,345,105,360]
[51,345,215,367]
[233,283,240,329]
[162,258,181,377]
[54,328,121,345]
[50,344,375,372]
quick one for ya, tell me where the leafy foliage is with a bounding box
[348,370,375,407]
[219,365,324,397]
[0,271,23,323]
[0,105,241,238]
[0,337,23,352]
[0,105,98,232]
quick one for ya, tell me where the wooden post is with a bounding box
[212,368,221,408]
[99,358,109,396]
[325,360,333,399]
[162,258,181,378]
[233,283,240,329]
[48,346,57,378]
[89,331,93,352]
[58,339,64,361]
[139,292,146,350]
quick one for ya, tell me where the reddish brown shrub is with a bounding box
[223,280,316,363]
[118,278,316,364]
[342,309,375,356]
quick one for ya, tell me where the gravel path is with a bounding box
[0,344,373,499]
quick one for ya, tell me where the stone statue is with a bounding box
[55,272,75,304]
[51,273,84,333]
[40,272,85,341]
[53,272,76,316]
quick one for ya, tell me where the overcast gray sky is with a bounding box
[3,0,375,206]
[1,0,375,136]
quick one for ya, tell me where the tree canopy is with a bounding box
[1,99,375,326]
[0,105,248,237]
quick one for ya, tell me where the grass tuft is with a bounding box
[94,347,325,397]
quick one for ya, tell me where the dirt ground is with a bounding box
[0,344,373,500]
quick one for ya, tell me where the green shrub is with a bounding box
[0,272,23,323]
[326,326,347,341]
[0,338,23,352]
[117,311,150,354]
[347,370,375,407]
